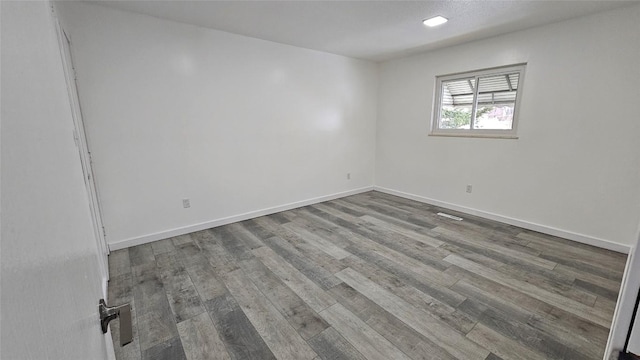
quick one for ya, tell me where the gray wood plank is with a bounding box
[207,292,276,360]
[443,245,597,306]
[173,241,205,268]
[445,266,554,318]
[109,248,132,277]
[227,222,265,250]
[132,262,180,352]
[365,306,459,360]
[223,268,318,360]
[151,238,176,256]
[183,259,229,308]
[444,254,612,328]
[253,245,337,312]
[594,296,617,319]
[477,306,592,360]
[305,205,456,286]
[542,305,611,347]
[268,212,291,224]
[452,279,536,324]
[209,226,254,262]
[554,263,622,294]
[171,234,193,246]
[519,231,626,273]
[328,282,380,323]
[241,218,276,240]
[485,354,505,360]
[423,218,529,247]
[307,327,367,360]
[362,194,520,237]
[141,337,186,360]
[261,235,343,290]
[359,214,444,248]
[129,243,155,267]
[239,258,329,340]
[338,196,438,229]
[254,216,347,273]
[311,204,452,272]
[287,209,352,248]
[539,252,623,281]
[527,310,607,357]
[340,255,476,334]
[109,273,133,305]
[343,244,466,307]
[454,279,606,357]
[282,221,352,260]
[331,197,439,232]
[322,200,367,217]
[433,226,557,270]
[191,230,241,276]
[466,323,546,360]
[155,252,205,323]
[336,267,490,360]
[177,312,230,360]
[573,278,620,301]
[319,303,413,360]
[349,231,456,287]
[316,199,432,240]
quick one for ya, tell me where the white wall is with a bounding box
[1,1,108,359]
[376,4,640,249]
[55,2,378,249]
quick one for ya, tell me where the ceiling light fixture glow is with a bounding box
[423,16,448,27]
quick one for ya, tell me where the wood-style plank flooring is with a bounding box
[108,191,626,360]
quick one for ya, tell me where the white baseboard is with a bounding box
[374,186,631,254]
[108,186,374,251]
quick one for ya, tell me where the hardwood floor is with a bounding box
[108,191,626,360]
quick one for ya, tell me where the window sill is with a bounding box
[428,132,519,139]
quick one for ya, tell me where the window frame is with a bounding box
[430,64,526,139]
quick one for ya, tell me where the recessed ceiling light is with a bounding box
[423,16,448,27]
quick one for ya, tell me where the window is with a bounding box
[430,64,525,138]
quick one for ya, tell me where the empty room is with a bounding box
[3,1,640,360]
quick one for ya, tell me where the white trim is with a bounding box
[374,186,630,254]
[428,133,518,139]
[105,327,116,360]
[604,245,636,359]
[431,63,525,139]
[604,222,640,359]
[52,7,110,280]
[109,186,374,250]
[102,276,108,303]
[103,276,116,360]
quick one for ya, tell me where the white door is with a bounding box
[629,309,640,354]
[55,12,110,287]
[625,243,640,355]
[605,228,640,358]
[1,1,112,359]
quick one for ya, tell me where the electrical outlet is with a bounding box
[466,185,473,193]
[182,198,190,208]
[347,173,351,180]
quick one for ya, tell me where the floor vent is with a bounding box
[437,212,463,221]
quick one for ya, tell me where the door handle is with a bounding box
[98,299,132,346]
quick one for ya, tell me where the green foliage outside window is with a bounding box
[441,107,492,129]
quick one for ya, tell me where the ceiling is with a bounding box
[92,1,637,62]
